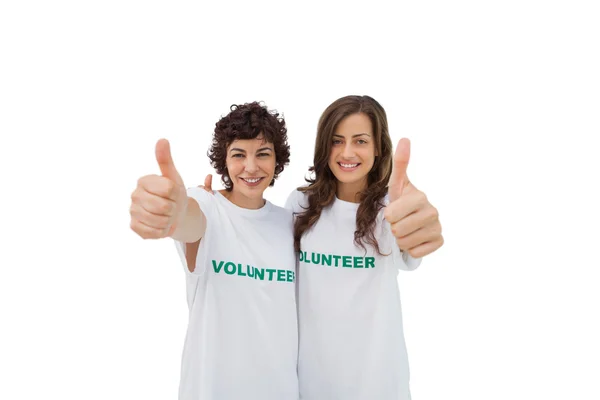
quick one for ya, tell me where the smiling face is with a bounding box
[225,134,276,206]
[327,112,376,195]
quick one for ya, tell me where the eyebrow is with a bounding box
[333,133,371,138]
[229,147,274,153]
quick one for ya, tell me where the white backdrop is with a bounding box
[1,1,599,399]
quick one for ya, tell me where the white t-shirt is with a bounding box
[174,188,299,400]
[285,189,421,400]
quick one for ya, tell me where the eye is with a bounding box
[231,153,244,158]
[332,139,343,145]
[257,152,272,157]
[357,139,368,145]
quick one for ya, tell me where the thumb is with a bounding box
[155,139,183,184]
[389,138,411,202]
[204,174,213,192]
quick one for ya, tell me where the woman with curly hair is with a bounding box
[285,95,444,400]
[130,102,298,400]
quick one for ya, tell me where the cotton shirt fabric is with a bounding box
[174,188,299,400]
[285,189,421,400]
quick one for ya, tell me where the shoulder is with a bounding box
[186,186,218,211]
[263,202,294,233]
[270,202,293,219]
[284,188,309,214]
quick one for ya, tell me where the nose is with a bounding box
[244,156,259,174]
[341,143,356,159]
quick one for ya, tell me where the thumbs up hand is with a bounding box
[383,139,444,258]
[130,139,189,239]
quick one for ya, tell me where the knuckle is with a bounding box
[434,223,442,236]
[149,227,162,239]
[138,174,156,184]
[396,237,407,249]
[131,221,146,237]
[409,248,421,258]
[418,192,428,207]
[435,236,443,246]
[159,216,171,230]
[159,200,173,214]
[383,207,392,222]
[137,175,152,190]
[165,180,177,197]
[147,197,162,214]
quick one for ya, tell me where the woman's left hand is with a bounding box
[384,139,444,258]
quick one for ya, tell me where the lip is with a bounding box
[239,177,266,187]
[337,162,361,172]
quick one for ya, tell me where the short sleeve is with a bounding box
[284,189,308,215]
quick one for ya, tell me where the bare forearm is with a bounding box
[185,240,202,273]
[170,197,206,243]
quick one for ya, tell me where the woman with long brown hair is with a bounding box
[285,95,443,400]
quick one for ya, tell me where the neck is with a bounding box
[221,189,266,209]
[336,178,367,203]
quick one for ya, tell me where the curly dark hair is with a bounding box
[208,101,290,191]
[293,95,393,255]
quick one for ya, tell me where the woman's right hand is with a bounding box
[130,139,189,239]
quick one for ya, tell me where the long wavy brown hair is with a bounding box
[293,95,393,254]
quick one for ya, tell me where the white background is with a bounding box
[1,0,599,399]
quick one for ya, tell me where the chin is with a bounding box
[234,180,270,196]
[340,177,366,186]
[331,169,367,185]
[242,188,266,197]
